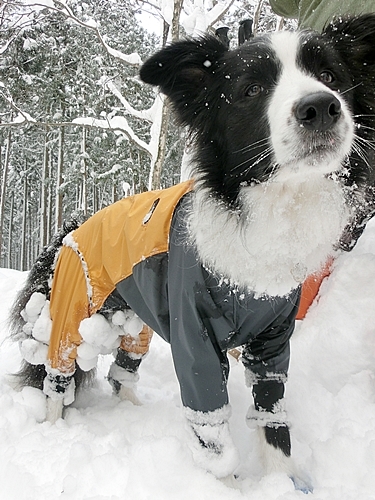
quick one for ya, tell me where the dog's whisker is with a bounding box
[340,82,363,95]
[350,142,373,171]
[352,114,375,119]
[355,123,375,133]
[233,137,271,155]
[350,145,368,165]
[231,148,273,174]
[232,146,273,166]
[354,134,375,152]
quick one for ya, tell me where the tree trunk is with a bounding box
[253,0,264,36]
[149,0,183,190]
[149,101,170,190]
[171,0,183,42]
[47,150,53,242]
[93,175,98,213]
[0,128,11,266]
[55,125,64,231]
[7,191,14,269]
[81,127,88,215]
[112,182,117,204]
[276,16,285,31]
[162,19,169,47]
[21,174,28,271]
[40,129,49,250]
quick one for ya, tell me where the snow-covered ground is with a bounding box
[1,220,375,500]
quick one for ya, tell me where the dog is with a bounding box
[9,14,375,486]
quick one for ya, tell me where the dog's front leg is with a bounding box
[248,375,293,473]
[184,405,240,479]
[242,347,312,493]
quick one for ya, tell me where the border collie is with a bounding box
[9,15,375,487]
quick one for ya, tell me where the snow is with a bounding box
[104,46,142,66]
[20,338,48,366]
[1,217,375,498]
[72,116,150,155]
[79,315,119,349]
[22,292,46,323]
[13,111,36,124]
[19,0,56,12]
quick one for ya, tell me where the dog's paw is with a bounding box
[219,474,241,489]
[189,431,240,479]
[46,397,64,423]
[185,405,240,478]
[118,385,142,406]
[3,374,23,391]
[290,475,313,494]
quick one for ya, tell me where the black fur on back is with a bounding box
[9,217,95,391]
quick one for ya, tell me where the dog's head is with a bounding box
[140,15,375,205]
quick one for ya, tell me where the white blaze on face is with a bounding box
[267,31,354,179]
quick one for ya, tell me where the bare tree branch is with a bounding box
[104,79,154,123]
[0,88,37,123]
[72,116,152,156]
[207,0,236,29]
[0,113,152,157]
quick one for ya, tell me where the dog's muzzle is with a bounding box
[294,91,341,132]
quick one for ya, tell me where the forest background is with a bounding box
[0,0,293,271]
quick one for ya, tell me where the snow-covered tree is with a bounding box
[0,0,281,269]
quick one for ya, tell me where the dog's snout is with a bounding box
[295,92,341,132]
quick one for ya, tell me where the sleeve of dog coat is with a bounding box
[167,259,231,413]
[166,196,300,415]
[241,315,294,418]
[167,201,232,414]
[119,325,153,356]
[48,245,90,374]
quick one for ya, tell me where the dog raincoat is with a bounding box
[47,181,308,414]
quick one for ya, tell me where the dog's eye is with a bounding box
[319,71,335,84]
[245,84,264,97]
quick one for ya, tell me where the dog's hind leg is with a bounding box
[108,350,142,405]
[43,368,76,422]
[46,397,64,423]
[108,324,153,405]
[9,218,93,422]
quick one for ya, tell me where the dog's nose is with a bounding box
[294,92,341,131]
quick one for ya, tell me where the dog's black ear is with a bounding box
[324,14,375,82]
[139,36,228,127]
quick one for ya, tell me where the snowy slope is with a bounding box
[1,220,375,500]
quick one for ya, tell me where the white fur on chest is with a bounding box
[189,177,350,297]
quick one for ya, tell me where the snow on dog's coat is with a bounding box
[9,15,375,486]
